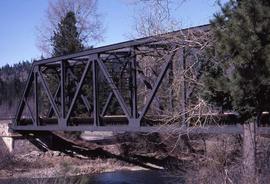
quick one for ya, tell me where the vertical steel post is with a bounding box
[24,98,35,125]
[169,57,174,111]
[131,47,138,119]
[181,47,187,125]
[60,60,66,127]
[34,69,38,126]
[93,57,99,126]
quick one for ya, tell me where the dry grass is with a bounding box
[176,134,270,184]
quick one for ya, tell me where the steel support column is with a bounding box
[34,70,38,126]
[168,56,174,111]
[93,58,99,126]
[60,60,66,127]
[181,47,187,125]
[131,47,138,119]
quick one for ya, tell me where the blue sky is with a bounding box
[0,0,226,67]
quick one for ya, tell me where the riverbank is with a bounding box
[0,132,178,179]
[0,150,153,179]
[1,132,270,183]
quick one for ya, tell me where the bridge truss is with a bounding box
[12,26,208,132]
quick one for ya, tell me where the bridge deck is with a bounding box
[11,113,270,134]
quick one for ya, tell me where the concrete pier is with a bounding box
[0,120,39,154]
[0,120,15,152]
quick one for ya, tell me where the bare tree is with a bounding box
[125,0,182,37]
[122,1,216,160]
[128,0,213,128]
[36,0,104,56]
[129,1,265,183]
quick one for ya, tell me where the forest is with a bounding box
[0,61,31,117]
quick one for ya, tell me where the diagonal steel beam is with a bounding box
[100,92,113,117]
[47,82,61,118]
[67,68,92,112]
[80,95,92,113]
[45,67,61,117]
[97,57,131,118]
[14,65,34,124]
[24,98,35,125]
[65,60,92,121]
[38,68,60,119]
[138,51,176,122]
[100,58,129,117]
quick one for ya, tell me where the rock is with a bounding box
[45,151,53,157]
[44,150,65,157]
[31,151,42,157]
[52,151,61,157]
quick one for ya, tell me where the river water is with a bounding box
[0,170,183,184]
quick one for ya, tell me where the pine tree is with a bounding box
[202,0,270,181]
[50,11,92,115]
[202,0,270,122]
[52,11,84,56]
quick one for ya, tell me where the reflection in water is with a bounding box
[0,170,183,184]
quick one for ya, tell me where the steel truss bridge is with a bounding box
[12,24,270,134]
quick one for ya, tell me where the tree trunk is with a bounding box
[242,121,257,183]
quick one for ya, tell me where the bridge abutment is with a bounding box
[0,120,15,152]
[0,120,40,154]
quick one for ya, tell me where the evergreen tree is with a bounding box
[0,61,32,116]
[201,0,270,180]
[50,11,92,117]
[202,0,270,123]
[52,11,84,56]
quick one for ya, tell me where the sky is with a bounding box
[0,0,226,67]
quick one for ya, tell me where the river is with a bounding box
[0,170,184,184]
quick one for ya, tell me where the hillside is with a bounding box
[0,61,32,118]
